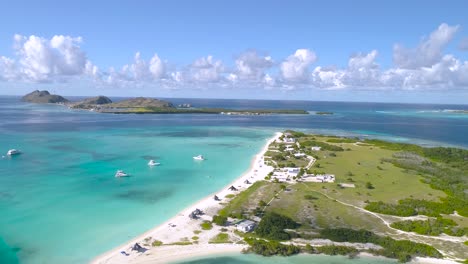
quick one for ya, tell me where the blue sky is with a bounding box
[1,0,468,103]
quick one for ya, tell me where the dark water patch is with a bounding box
[0,191,14,200]
[0,238,20,264]
[114,189,173,204]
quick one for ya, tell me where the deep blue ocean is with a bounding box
[0,96,466,264]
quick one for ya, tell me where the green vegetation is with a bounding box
[209,233,231,244]
[255,212,299,240]
[225,194,235,199]
[301,140,344,151]
[365,182,375,189]
[244,238,300,256]
[366,140,468,216]
[200,221,213,230]
[151,240,163,247]
[365,198,456,217]
[191,236,199,241]
[320,228,442,262]
[327,138,357,143]
[304,194,318,200]
[315,245,358,256]
[391,218,467,236]
[167,241,193,246]
[193,230,202,234]
[219,181,278,218]
[212,215,228,226]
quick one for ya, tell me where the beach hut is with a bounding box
[244,179,251,184]
[228,186,238,191]
[214,195,220,201]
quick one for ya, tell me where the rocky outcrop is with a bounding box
[22,90,69,104]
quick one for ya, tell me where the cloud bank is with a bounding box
[1,23,467,91]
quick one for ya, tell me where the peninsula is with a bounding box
[22,91,309,115]
[92,131,468,264]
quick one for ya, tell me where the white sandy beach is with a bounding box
[91,132,282,264]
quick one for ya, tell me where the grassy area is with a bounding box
[302,137,446,206]
[219,181,281,218]
[208,233,231,244]
[200,221,213,230]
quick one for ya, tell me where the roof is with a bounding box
[238,220,256,227]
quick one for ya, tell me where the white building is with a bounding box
[236,220,256,232]
[283,137,296,143]
[311,146,322,151]
[294,152,306,157]
[285,146,295,152]
[302,174,335,183]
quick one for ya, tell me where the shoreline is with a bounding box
[91,132,282,264]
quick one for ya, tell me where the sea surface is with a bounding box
[0,96,467,264]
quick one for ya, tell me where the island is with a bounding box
[21,91,309,115]
[92,131,468,264]
[22,90,69,104]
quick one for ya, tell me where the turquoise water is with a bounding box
[175,253,397,264]
[0,125,272,263]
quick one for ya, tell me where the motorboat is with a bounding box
[7,149,21,156]
[148,160,160,166]
[115,170,129,177]
[193,155,204,161]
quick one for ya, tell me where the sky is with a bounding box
[1,0,468,103]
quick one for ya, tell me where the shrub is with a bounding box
[256,212,299,240]
[212,215,228,226]
[200,221,213,230]
[244,237,300,256]
[151,240,163,247]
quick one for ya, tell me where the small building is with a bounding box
[294,152,306,157]
[285,146,295,152]
[311,146,322,151]
[236,220,256,233]
[283,137,296,143]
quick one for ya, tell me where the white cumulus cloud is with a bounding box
[280,49,317,82]
[14,34,88,82]
[393,23,459,69]
[234,50,273,81]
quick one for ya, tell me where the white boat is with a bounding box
[193,155,205,161]
[148,160,160,166]
[6,149,21,156]
[115,170,129,177]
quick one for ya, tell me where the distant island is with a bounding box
[21,90,309,115]
[22,90,69,104]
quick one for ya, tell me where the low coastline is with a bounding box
[91,132,282,264]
